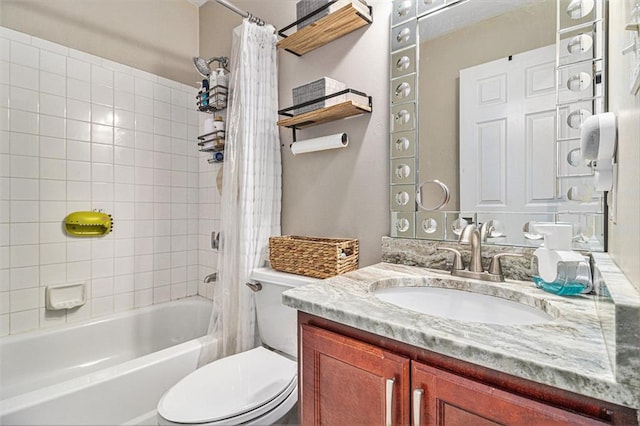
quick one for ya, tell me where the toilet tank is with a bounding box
[250,268,318,358]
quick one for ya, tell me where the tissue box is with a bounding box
[296,0,370,31]
[296,0,330,30]
[292,77,347,115]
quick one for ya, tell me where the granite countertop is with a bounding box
[282,260,640,409]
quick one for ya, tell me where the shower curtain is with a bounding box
[200,19,281,364]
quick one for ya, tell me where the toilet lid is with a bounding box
[157,346,297,424]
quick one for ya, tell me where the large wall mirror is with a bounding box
[389,0,606,251]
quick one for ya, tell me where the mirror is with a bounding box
[389,0,606,250]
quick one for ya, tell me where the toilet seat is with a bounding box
[157,346,297,425]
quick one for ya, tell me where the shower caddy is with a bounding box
[196,57,229,163]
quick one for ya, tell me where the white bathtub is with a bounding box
[0,296,214,425]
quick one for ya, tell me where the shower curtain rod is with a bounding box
[216,0,267,26]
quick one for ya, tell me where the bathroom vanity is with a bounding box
[282,246,640,425]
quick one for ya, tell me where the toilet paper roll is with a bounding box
[291,133,348,155]
[204,117,214,134]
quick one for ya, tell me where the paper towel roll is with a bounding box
[291,133,348,155]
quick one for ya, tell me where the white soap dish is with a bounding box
[45,282,86,310]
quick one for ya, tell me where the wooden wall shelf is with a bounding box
[277,98,372,130]
[277,1,373,56]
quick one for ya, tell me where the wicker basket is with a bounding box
[269,236,359,279]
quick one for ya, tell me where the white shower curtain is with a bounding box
[200,19,281,364]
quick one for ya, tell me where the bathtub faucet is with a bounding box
[204,272,217,283]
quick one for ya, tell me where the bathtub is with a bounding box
[0,296,214,425]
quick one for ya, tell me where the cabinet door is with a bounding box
[411,361,607,425]
[300,324,410,426]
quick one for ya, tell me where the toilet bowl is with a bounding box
[157,268,317,425]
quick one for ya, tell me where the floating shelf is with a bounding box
[277,1,373,56]
[277,89,372,130]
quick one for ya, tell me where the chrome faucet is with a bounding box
[438,224,523,282]
[203,272,217,283]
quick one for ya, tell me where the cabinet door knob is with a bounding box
[385,378,395,426]
[413,388,424,425]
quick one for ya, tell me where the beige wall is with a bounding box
[607,0,640,290]
[0,0,199,85]
[200,0,391,267]
[419,0,555,210]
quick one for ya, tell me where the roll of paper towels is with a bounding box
[291,133,348,155]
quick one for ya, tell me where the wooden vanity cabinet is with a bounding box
[298,313,638,426]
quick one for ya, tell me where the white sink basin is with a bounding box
[374,286,554,325]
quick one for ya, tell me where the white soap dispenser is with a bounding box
[532,223,593,296]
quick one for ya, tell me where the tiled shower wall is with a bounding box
[0,26,219,336]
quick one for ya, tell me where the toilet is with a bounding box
[157,268,317,425]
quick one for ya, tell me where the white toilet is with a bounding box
[157,268,317,425]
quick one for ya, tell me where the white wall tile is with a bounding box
[40,158,66,180]
[40,222,65,244]
[0,85,8,109]
[92,162,113,182]
[39,115,65,138]
[114,91,134,111]
[0,107,8,131]
[10,63,39,91]
[40,93,65,118]
[10,266,38,290]
[114,72,134,93]
[38,263,65,286]
[91,123,113,145]
[67,78,90,102]
[10,41,38,68]
[134,289,152,308]
[10,244,39,267]
[114,109,134,129]
[0,61,9,85]
[11,200,39,222]
[92,277,113,298]
[39,136,65,159]
[134,96,154,115]
[39,179,65,201]
[11,155,38,178]
[91,84,113,107]
[134,272,153,290]
[134,131,153,151]
[10,222,38,245]
[134,77,154,98]
[10,109,38,134]
[154,84,171,103]
[11,178,39,200]
[91,143,113,163]
[10,86,38,112]
[92,182,113,201]
[66,140,90,161]
[91,65,113,87]
[114,292,134,312]
[66,99,90,122]
[10,309,39,334]
[66,180,90,201]
[0,38,9,62]
[67,57,90,81]
[40,242,66,265]
[39,200,66,222]
[153,100,171,120]
[154,118,171,136]
[40,72,65,97]
[40,50,66,75]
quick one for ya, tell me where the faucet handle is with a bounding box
[488,253,525,277]
[437,247,464,271]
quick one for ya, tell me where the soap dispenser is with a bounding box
[531,223,592,296]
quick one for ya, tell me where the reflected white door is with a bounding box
[459,44,558,236]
